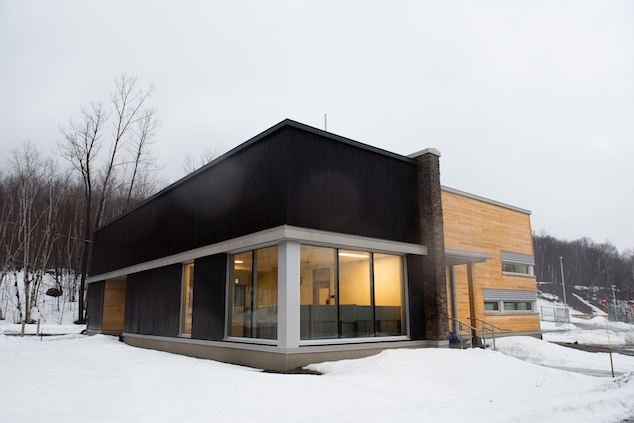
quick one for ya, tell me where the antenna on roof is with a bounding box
[324,113,327,132]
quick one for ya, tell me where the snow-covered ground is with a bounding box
[0,333,633,423]
[542,316,634,347]
[2,283,633,422]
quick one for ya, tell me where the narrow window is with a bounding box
[181,263,195,335]
[338,250,372,338]
[373,253,406,336]
[228,246,278,340]
[300,245,337,340]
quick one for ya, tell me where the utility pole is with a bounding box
[559,256,569,323]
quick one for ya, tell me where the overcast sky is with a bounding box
[1,1,633,252]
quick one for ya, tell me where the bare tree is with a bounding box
[183,147,220,175]
[57,74,159,322]
[4,141,61,323]
[122,107,162,211]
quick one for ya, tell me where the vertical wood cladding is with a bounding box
[191,254,227,341]
[91,122,420,276]
[123,264,181,337]
[284,126,420,243]
[102,280,126,332]
[86,281,105,331]
[91,131,288,275]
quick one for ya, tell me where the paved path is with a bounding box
[551,341,634,357]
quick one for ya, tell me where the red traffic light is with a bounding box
[602,299,606,304]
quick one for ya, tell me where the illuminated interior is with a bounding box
[300,245,406,340]
[228,246,278,340]
[181,263,194,335]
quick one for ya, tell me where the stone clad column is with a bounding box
[409,148,449,341]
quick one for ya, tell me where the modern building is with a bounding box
[86,119,539,370]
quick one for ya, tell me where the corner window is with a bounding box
[228,246,278,340]
[300,245,406,340]
[181,263,195,335]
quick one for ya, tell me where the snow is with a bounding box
[0,270,81,324]
[2,278,633,422]
[1,333,633,422]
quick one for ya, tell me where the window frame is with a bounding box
[484,300,535,313]
[298,244,409,342]
[179,262,195,337]
[500,251,535,276]
[225,244,279,343]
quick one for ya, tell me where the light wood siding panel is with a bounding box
[442,190,539,333]
[482,313,541,332]
[102,280,126,332]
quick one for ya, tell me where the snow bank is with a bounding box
[1,335,633,423]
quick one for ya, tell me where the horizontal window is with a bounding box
[504,301,532,311]
[502,263,531,274]
[501,251,535,276]
[485,300,534,313]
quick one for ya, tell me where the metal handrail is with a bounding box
[449,318,484,349]
[468,317,511,350]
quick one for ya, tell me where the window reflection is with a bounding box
[300,246,337,339]
[300,245,406,340]
[228,246,278,340]
[339,250,372,338]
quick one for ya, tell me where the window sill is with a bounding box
[299,335,409,346]
[502,272,536,278]
[224,336,278,346]
[485,312,539,316]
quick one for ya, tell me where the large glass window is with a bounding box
[373,254,406,336]
[339,250,373,338]
[228,246,278,340]
[181,263,195,335]
[300,246,337,339]
[300,245,406,340]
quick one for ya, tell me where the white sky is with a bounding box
[1,1,633,251]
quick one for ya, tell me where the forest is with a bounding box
[533,231,634,305]
[0,75,164,324]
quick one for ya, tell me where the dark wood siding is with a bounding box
[91,122,421,276]
[86,281,104,331]
[91,130,288,275]
[406,254,426,340]
[123,264,181,337]
[191,254,227,341]
[284,127,420,244]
